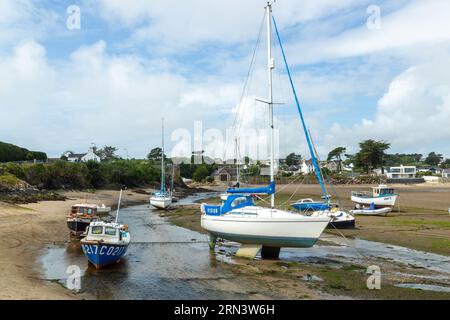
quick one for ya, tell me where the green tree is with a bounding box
[440,159,450,169]
[354,140,391,173]
[424,152,443,166]
[327,147,346,172]
[147,147,163,161]
[193,165,209,182]
[285,153,302,166]
[97,146,119,162]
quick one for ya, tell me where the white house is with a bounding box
[299,159,314,174]
[64,147,100,163]
[387,165,416,179]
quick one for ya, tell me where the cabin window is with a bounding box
[87,208,93,215]
[105,227,116,236]
[91,226,103,235]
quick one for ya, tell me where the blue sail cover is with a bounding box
[204,194,255,216]
[226,181,275,195]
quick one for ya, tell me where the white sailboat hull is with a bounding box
[150,196,172,209]
[351,194,398,207]
[201,206,330,248]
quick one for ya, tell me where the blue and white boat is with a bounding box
[81,189,131,269]
[150,118,173,210]
[81,221,130,269]
[291,199,330,212]
[201,2,332,257]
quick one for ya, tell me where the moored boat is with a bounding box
[351,185,398,207]
[350,206,392,216]
[80,221,130,269]
[201,2,334,256]
[150,118,173,210]
[66,204,99,236]
[96,204,111,215]
[81,189,130,269]
[292,198,330,211]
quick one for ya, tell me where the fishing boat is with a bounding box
[351,185,398,207]
[150,118,173,210]
[81,189,130,269]
[66,204,99,236]
[201,2,331,257]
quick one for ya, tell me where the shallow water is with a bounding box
[40,193,450,297]
[40,194,248,299]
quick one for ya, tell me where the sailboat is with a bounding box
[150,118,173,209]
[201,2,331,257]
[81,189,131,269]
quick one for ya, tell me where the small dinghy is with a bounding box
[81,189,130,269]
[350,205,391,216]
[96,204,111,215]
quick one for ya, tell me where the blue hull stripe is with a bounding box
[211,231,318,248]
[81,243,128,268]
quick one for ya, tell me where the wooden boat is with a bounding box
[351,185,398,207]
[66,204,99,236]
[81,189,130,269]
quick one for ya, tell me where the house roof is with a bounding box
[67,152,87,158]
[213,167,237,176]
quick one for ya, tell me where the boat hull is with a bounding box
[150,197,172,209]
[201,209,329,248]
[327,219,355,229]
[350,207,392,216]
[67,219,92,235]
[80,241,129,269]
[351,194,398,207]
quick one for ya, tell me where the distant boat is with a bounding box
[201,3,330,257]
[96,204,111,215]
[150,118,173,210]
[81,189,130,269]
[351,185,398,208]
[66,204,99,236]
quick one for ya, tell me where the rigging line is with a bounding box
[227,11,266,156]
[272,15,328,199]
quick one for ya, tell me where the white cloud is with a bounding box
[0,40,242,158]
[325,52,450,157]
[94,0,364,51]
[288,0,450,64]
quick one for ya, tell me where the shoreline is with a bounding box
[0,188,155,300]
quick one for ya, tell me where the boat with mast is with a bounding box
[150,118,173,209]
[201,2,331,258]
[81,189,131,269]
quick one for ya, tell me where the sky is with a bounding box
[0,0,449,160]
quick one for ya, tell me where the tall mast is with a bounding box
[266,2,275,208]
[115,188,123,223]
[161,118,165,193]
